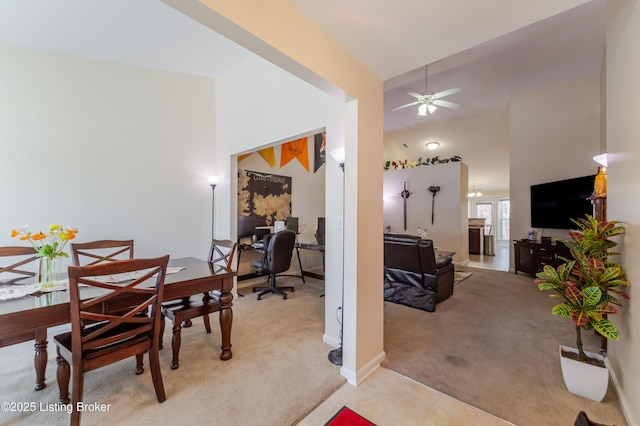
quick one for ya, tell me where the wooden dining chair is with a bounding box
[54,255,169,426]
[160,239,236,370]
[0,246,37,285]
[71,240,134,266]
[0,246,50,390]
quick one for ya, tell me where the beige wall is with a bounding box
[606,1,640,424]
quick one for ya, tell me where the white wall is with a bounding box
[606,1,640,424]
[384,107,510,193]
[214,54,347,351]
[509,74,602,246]
[0,45,217,267]
[383,162,469,263]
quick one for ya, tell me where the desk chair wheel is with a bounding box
[254,287,290,300]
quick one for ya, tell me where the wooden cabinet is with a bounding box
[513,239,571,275]
[469,227,484,254]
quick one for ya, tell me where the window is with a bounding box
[469,198,510,241]
[498,199,510,241]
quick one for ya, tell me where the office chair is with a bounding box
[251,230,296,300]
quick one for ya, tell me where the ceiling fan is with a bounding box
[391,65,461,116]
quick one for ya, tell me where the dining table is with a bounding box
[0,257,236,392]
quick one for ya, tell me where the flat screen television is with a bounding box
[530,175,596,230]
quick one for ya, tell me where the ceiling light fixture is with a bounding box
[426,141,440,150]
[468,180,482,197]
[427,104,437,114]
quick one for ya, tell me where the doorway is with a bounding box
[468,197,510,271]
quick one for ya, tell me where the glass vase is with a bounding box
[35,256,61,289]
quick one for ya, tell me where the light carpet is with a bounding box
[0,278,343,425]
[382,266,627,426]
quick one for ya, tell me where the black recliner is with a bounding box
[252,230,297,300]
[383,233,455,311]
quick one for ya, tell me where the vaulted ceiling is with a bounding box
[0,0,605,192]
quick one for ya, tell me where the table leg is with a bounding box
[34,328,48,391]
[295,247,306,283]
[219,290,233,360]
[170,322,183,370]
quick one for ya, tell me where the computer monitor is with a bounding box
[286,217,299,233]
[237,215,255,240]
[315,217,325,245]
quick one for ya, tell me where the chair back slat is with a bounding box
[208,239,237,271]
[71,240,134,266]
[0,246,37,283]
[67,256,169,360]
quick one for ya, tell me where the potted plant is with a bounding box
[535,215,630,401]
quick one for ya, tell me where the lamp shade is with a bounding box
[417,104,427,116]
[330,147,346,165]
[593,153,608,167]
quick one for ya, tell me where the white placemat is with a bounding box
[0,280,70,300]
[0,267,185,300]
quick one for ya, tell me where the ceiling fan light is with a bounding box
[427,103,437,114]
[417,104,427,116]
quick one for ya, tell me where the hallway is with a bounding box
[465,239,510,272]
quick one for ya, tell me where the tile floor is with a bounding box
[298,367,514,425]
[465,240,510,271]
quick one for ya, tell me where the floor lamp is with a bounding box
[328,147,345,366]
[207,176,219,239]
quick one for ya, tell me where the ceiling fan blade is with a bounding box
[432,99,461,110]
[390,101,419,111]
[432,87,461,99]
[406,92,426,100]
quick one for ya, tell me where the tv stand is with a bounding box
[513,239,571,276]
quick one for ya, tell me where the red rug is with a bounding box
[325,406,376,426]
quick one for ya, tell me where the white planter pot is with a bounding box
[559,345,609,402]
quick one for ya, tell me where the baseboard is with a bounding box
[340,350,386,386]
[323,333,340,348]
[605,357,637,426]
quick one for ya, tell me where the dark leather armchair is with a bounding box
[252,230,297,300]
[383,233,454,311]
